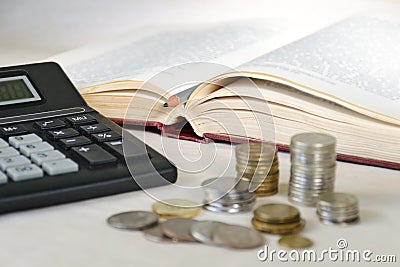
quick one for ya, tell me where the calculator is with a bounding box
[0,62,177,214]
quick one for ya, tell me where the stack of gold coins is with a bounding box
[251,204,305,234]
[235,142,279,197]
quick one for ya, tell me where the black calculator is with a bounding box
[0,62,177,214]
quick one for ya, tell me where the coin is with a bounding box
[316,192,360,225]
[152,199,201,219]
[212,224,266,249]
[251,218,305,235]
[107,211,159,230]
[290,133,336,151]
[279,234,313,248]
[254,204,300,224]
[190,220,228,245]
[143,224,176,243]
[161,218,198,242]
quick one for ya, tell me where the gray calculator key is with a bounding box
[31,150,66,165]
[42,159,79,176]
[7,164,43,182]
[0,139,8,148]
[0,155,31,171]
[9,133,42,148]
[20,142,54,157]
[0,171,7,184]
[0,147,19,158]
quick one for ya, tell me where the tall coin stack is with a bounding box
[236,142,279,197]
[317,192,360,225]
[288,133,336,206]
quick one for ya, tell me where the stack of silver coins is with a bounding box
[317,192,360,225]
[236,142,279,197]
[202,177,256,213]
[288,132,336,206]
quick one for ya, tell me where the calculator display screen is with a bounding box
[0,75,41,106]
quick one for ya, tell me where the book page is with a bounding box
[49,19,314,89]
[241,15,400,120]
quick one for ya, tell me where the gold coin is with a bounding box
[251,218,305,234]
[255,190,278,197]
[279,234,313,248]
[152,199,201,219]
[254,204,300,224]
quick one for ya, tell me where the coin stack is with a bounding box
[288,132,337,206]
[317,192,360,225]
[201,177,256,213]
[251,204,305,235]
[235,142,279,197]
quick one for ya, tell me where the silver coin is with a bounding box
[143,224,176,243]
[290,133,336,151]
[107,211,159,230]
[161,218,198,242]
[212,224,266,249]
[317,192,358,208]
[203,202,254,213]
[190,220,228,245]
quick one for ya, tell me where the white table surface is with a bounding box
[0,1,399,266]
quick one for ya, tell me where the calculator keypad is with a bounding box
[0,113,134,186]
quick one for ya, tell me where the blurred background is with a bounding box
[0,0,396,66]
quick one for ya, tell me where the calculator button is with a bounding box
[91,131,121,143]
[34,119,66,130]
[42,159,79,176]
[0,171,7,184]
[0,139,8,148]
[20,142,54,157]
[65,114,97,126]
[31,150,66,166]
[0,125,28,137]
[80,124,110,135]
[9,133,42,148]
[47,128,80,140]
[103,140,124,157]
[0,147,19,158]
[72,144,117,166]
[59,136,92,149]
[7,164,43,182]
[0,155,31,171]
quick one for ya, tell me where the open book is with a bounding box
[50,13,400,170]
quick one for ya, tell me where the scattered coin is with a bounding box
[161,218,198,242]
[190,220,228,245]
[107,211,159,230]
[279,234,313,249]
[143,224,176,243]
[152,199,201,219]
[212,224,266,249]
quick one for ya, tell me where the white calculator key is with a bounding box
[0,147,19,158]
[0,155,31,171]
[31,150,66,165]
[0,139,8,148]
[20,142,54,157]
[0,171,7,184]
[42,159,79,176]
[9,133,42,148]
[7,164,43,182]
